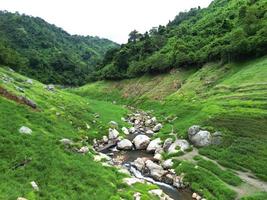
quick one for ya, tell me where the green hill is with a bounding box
[0,66,159,200]
[0,11,118,85]
[72,56,267,200]
[96,0,267,79]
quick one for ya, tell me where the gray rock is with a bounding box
[121,127,129,135]
[146,130,154,135]
[78,146,89,154]
[188,125,200,138]
[19,126,32,135]
[103,135,109,143]
[59,138,73,145]
[30,181,39,191]
[168,139,190,153]
[46,84,55,91]
[133,157,146,171]
[162,159,173,169]
[145,160,167,181]
[26,79,33,84]
[153,123,163,132]
[211,131,223,145]
[146,138,162,152]
[163,138,173,151]
[189,130,211,147]
[117,139,133,150]
[133,135,150,150]
[108,121,118,128]
[108,128,119,140]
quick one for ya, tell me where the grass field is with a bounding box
[72,56,267,199]
[0,66,157,200]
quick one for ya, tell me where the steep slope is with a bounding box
[71,56,267,199]
[97,0,267,79]
[0,66,157,200]
[0,11,118,85]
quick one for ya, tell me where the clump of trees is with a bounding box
[0,11,118,85]
[97,0,267,80]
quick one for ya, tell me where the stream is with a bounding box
[103,146,193,200]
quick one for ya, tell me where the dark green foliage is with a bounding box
[0,11,118,85]
[98,0,267,79]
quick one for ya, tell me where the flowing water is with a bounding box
[109,149,193,200]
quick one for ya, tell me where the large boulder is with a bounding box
[188,125,200,136]
[189,130,211,147]
[133,135,150,150]
[117,139,133,150]
[108,128,119,140]
[145,160,167,181]
[19,126,32,135]
[133,157,146,171]
[146,138,162,152]
[168,139,190,153]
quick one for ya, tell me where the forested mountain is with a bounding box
[97,0,267,79]
[0,11,118,85]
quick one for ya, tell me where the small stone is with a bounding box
[146,138,162,152]
[121,127,129,135]
[129,127,136,134]
[162,159,173,169]
[192,193,198,199]
[103,135,109,143]
[17,198,28,200]
[78,146,89,154]
[146,130,154,135]
[133,192,141,200]
[46,84,55,91]
[59,138,73,145]
[154,153,162,161]
[123,178,144,186]
[108,121,118,128]
[153,123,163,132]
[108,128,119,140]
[117,139,133,150]
[26,79,33,84]
[19,126,32,135]
[133,134,150,150]
[30,181,39,191]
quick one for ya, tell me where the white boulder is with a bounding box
[153,123,163,132]
[117,139,133,150]
[108,128,119,140]
[121,127,129,135]
[133,135,150,150]
[146,138,162,152]
[168,139,190,153]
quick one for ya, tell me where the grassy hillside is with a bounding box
[0,11,118,85]
[0,66,158,200]
[72,56,267,198]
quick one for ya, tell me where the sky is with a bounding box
[0,0,213,44]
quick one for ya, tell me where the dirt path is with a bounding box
[176,148,267,199]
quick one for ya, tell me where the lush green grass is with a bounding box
[72,56,267,198]
[174,161,237,200]
[0,66,157,200]
[193,156,242,186]
[241,192,267,200]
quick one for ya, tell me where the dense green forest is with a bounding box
[96,0,267,79]
[0,11,118,85]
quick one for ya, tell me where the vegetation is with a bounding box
[193,155,242,186]
[72,56,267,198]
[0,66,158,200]
[175,161,237,200]
[0,11,118,85]
[97,0,267,79]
